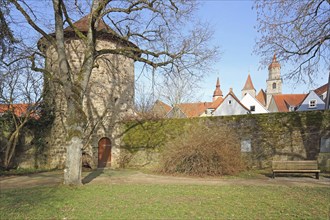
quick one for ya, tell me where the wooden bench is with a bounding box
[272,160,320,179]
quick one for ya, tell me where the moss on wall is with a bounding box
[121,111,330,170]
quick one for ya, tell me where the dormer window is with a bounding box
[309,100,316,108]
[228,100,232,105]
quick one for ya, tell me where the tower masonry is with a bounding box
[38,16,137,169]
[266,54,282,106]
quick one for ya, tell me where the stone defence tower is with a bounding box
[38,16,136,169]
[266,54,282,106]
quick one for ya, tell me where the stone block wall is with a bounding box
[121,110,330,171]
[5,110,330,171]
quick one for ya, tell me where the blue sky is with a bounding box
[197,0,328,101]
[7,1,327,103]
[137,0,328,102]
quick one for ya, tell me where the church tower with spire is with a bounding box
[213,77,223,101]
[241,73,256,98]
[266,54,282,106]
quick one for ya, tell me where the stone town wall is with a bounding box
[121,110,330,171]
[7,110,330,172]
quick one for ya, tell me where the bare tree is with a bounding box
[158,71,201,106]
[134,81,159,118]
[254,0,330,87]
[0,59,42,169]
[3,0,218,184]
[0,0,18,59]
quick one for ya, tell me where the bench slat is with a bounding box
[272,160,318,170]
[273,170,320,173]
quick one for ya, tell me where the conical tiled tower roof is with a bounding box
[64,15,115,34]
[242,74,255,91]
[213,77,223,97]
[268,53,281,70]
[38,14,140,56]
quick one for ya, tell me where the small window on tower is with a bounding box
[272,83,276,89]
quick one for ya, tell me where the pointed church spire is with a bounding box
[242,74,255,91]
[213,77,223,101]
[241,73,256,98]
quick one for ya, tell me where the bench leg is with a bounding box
[272,172,275,179]
[316,173,319,179]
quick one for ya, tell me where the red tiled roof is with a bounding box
[242,74,255,91]
[38,15,140,56]
[272,94,306,112]
[268,53,280,70]
[256,89,267,106]
[152,100,172,117]
[209,97,224,109]
[0,103,37,118]
[156,100,172,112]
[177,102,213,117]
[64,15,114,33]
[314,83,328,95]
[213,77,223,97]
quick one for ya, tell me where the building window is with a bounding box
[228,100,232,104]
[241,139,252,152]
[250,106,255,111]
[309,100,317,108]
[272,83,276,89]
[320,137,330,153]
[289,106,295,112]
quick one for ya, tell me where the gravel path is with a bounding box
[1,169,329,190]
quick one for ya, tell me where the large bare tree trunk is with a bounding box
[64,137,83,185]
[53,0,86,185]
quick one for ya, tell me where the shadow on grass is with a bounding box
[82,168,104,184]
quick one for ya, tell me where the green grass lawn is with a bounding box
[1,183,329,219]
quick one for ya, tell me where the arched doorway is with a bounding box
[98,137,111,168]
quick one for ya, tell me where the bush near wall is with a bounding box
[158,124,245,176]
[121,111,330,171]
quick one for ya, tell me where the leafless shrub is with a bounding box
[158,125,246,176]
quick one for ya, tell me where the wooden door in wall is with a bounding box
[98,137,111,168]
